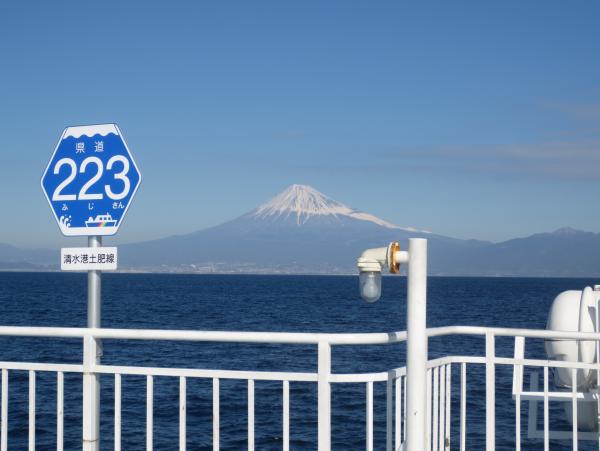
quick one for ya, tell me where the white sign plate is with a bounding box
[61,247,118,271]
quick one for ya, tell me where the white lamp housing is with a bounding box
[356,242,401,303]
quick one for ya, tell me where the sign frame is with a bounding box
[40,123,142,237]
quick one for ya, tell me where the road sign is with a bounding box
[41,124,141,236]
[61,247,118,271]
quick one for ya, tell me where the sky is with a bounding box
[1,1,599,248]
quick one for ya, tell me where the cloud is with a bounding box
[545,101,600,122]
[376,139,600,180]
[291,139,600,180]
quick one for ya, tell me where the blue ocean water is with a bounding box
[0,272,597,450]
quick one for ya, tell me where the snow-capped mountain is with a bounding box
[4,185,600,275]
[251,184,422,231]
[120,185,476,273]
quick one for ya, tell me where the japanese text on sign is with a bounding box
[60,247,118,271]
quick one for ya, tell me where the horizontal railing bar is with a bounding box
[327,357,469,383]
[425,355,600,371]
[516,391,597,401]
[92,329,407,345]
[0,358,466,385]
[427,325,600,341]
[0,362,83,373]
[427,356,484,367]
[0,326,406,345]
[495,357,599,370]
[331,373,392,383]
[95,365,318,381]
[97,362,458,385]
[2,325,600,345]
[0,355,591,384]
[0,357,478,385]
[427,355,600,371]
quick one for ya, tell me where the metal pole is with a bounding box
[83,236,101,451]
[317,341,331,451]
[87,236,102,329]
[485,333,495,451]
[405,238,428,450]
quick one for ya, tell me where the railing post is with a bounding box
[486,333,495,451]
[83,235,102,451]
[406,238,428,451]
[83,334,100,451]
[317,341,331,451]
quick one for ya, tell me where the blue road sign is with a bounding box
[41,124,141,236]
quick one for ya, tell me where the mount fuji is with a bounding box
[3,184,600,275]
[120,184,486,273]
[250,184,416,230]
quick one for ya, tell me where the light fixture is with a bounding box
[356,242,401,302]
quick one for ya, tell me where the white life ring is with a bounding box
[545,288,598,390]
[578,286,597,384]
[545,287,599,431]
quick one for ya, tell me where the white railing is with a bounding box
[0,326,405,451]
[426,327,600,451]
[0,324,598,450]
[1,238,596,449]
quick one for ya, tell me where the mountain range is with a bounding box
[2,184,600,276]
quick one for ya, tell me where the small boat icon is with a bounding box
[85,213,117,228]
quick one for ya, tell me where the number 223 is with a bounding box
[51,156,131,202]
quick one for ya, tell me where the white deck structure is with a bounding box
[0,238,597,450]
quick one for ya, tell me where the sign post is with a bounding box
[84,235,102,451]
[41,124,141,450]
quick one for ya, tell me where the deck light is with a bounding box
[358,269,382,303]
[357,242,401,303]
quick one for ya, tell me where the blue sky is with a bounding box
[1,1,599,248]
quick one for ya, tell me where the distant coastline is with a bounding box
[3,186,600,278]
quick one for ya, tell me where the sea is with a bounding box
[0,272,597,450]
